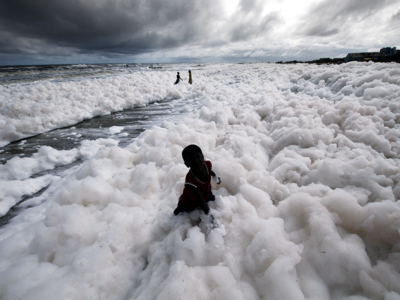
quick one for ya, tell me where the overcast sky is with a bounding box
[0,0,399,65]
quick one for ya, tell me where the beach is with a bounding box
[1,62,400,300]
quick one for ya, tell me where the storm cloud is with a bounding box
[0,0,223,53]
[0,0,399,64]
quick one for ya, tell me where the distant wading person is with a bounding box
[174,72,182,84]
[188,70,192,84]
[174,145,221,216]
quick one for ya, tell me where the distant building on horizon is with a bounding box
[345,47,399,62]
[276,47,399,65]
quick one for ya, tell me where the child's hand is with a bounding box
[211,173,221,184]
[209,214,219,229]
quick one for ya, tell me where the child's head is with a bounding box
[182,145,203,168]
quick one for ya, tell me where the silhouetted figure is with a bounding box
[174,72,182,84]
[188,70,192,84]
[174,145,221,216]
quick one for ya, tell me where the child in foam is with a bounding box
[174,145,221,216]
[174,72,182,84]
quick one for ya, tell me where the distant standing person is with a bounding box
[174,72,182,84]
[188,70,192,84]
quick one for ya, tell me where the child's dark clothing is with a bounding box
[176,160,215,213]
[174,73,182,84]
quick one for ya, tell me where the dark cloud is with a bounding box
[229,0,280,42]
[239,0,259,13]
[230,13,279,42]
[297,0,399,37]
[392,10,400,22]
[304,26,339,37]
[0,0,283,63]
[0,0,398,64]
[0,0,224,57]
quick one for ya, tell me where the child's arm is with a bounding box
[174,204,183,215]
[210,170,221,184]
[186,185,210,215]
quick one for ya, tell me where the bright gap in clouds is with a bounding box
[275,0,323,27]
[223,0,240,17]
[222,0,323,34]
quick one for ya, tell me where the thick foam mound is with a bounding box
[0,62,400,300]
[0,70,184,146]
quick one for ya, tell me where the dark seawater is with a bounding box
[0,63,162,85]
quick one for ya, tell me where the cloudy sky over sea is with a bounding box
[0,0,399,65]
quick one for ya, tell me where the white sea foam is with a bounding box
[0,70,184,146]
[0,62,400,299]
[109,126,124,134]
[0,138,119,216]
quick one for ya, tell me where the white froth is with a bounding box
[109,126,124,134]
[0,138,118,216]
[0,62,400,300]
[0,71,184,146]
